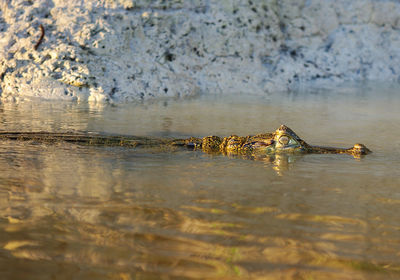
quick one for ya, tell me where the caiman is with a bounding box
[0,125,371,158]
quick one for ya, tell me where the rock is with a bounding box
[0,0,399,103]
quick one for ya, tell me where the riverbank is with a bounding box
[1,0,399,103]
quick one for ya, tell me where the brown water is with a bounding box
[1,84,400,279]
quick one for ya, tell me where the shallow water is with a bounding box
[1,84,400,279]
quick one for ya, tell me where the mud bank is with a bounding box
[0,0,399,103]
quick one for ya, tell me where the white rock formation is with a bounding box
[0,0,399,103]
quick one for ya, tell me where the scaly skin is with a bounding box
[0,125,371,157]
[171,125,371,157]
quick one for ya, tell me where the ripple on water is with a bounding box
[1,87,400,279]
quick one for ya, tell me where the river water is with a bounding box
[0,84,400,279]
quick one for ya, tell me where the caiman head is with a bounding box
[238,125,371,157]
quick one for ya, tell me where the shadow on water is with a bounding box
[1,83,400,279]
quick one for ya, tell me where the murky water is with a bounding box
[1,83,400,279]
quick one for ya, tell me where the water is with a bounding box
[1,84,400,279]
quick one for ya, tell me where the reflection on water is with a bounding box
[1,83,400,279]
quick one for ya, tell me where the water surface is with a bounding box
[1,84,400,279]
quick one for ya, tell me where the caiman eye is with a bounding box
[278,136,289,145]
